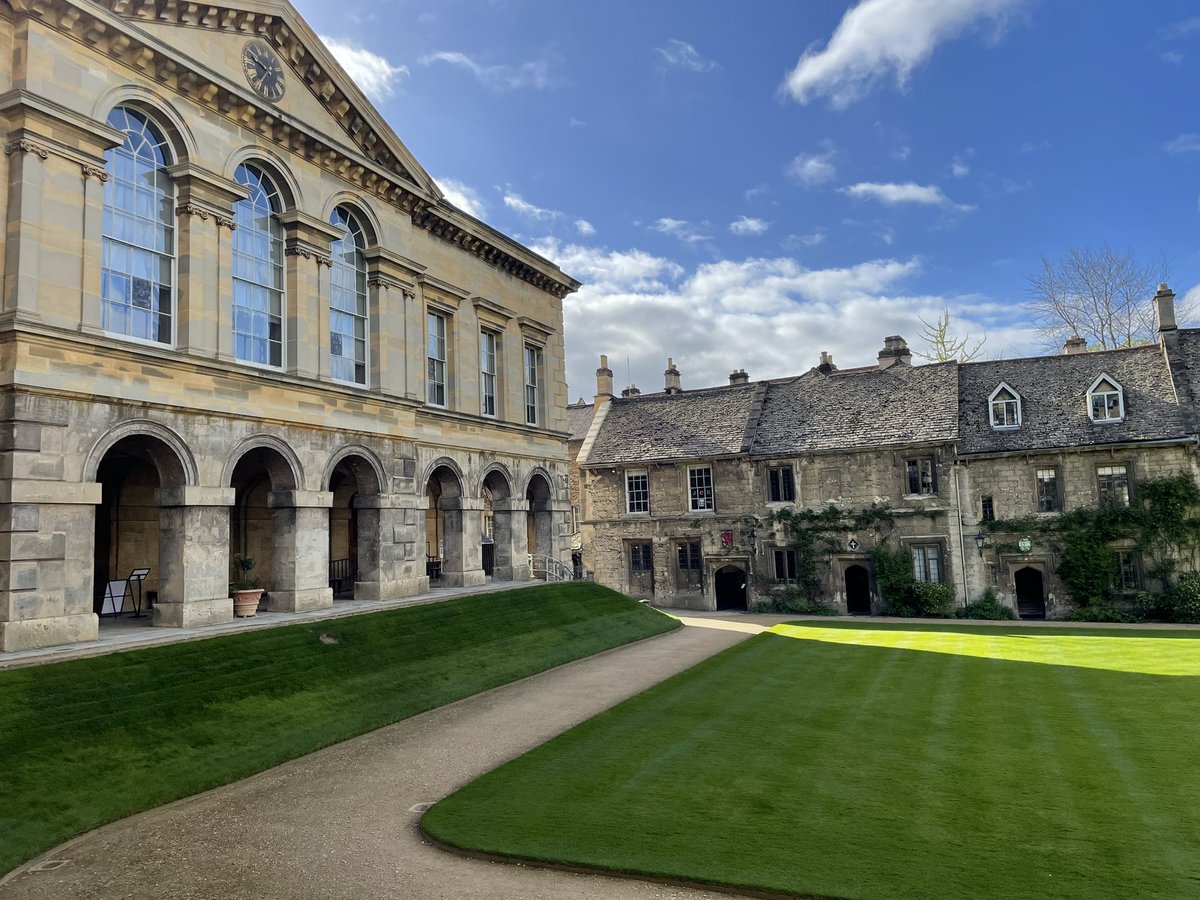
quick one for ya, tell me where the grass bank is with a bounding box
[424,620,1200,900]
[0,583,675,875]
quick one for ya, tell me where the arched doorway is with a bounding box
[482,469,515,581]
[714,565,747,611]
[525,472,554,563]
[327,452,383,600]
[845,564,871,615]
[228,443,326,613]
[92,434,187,625]
[1015,567,1046,619]
[426,463,480,587]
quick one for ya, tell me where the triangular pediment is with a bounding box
[90,0,440,200]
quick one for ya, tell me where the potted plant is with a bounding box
[230,554,264,618]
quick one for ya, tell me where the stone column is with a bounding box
[353,494,425,599]
[266,489,333,612]
[440,497,486,588]
[78,162,108,333]
[2,137,48,320]
[280,211,341,380]
[155,486,235,627]
[490,498,529,581]
[167,163,245,357]
[365,246,423,400]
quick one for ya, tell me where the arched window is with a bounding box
[102,107,174,344]
[232,164,284,368]
[328,207,368,385]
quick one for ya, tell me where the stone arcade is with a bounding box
[0,0,578,651]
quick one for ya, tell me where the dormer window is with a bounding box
[988,383,1021,429]
[1088,374,1124,423]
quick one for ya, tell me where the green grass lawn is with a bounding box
[0,583,675,876]
[423,621,1200,900]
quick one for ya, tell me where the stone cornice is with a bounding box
[472,296,516,324]
[22,0,579,300]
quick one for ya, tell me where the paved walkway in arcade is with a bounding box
[0,616,767,900]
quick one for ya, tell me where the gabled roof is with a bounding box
[958,344,1185,454]
[751,362,960,456]
[584,384,760,466]
[567,402,595,443]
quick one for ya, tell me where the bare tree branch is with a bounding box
[915,308,986,362]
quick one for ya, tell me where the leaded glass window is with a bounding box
[232,164,284,367]
[102,107,174,344]
[329,207,367,385]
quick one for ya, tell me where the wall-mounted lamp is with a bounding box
[974,530,986,557]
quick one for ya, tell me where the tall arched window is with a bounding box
[102,107,174,344]
[328,207,368,385]
[232,163,284,368]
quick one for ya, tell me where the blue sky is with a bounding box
[295,0,1200,399]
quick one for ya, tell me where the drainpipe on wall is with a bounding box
[951,455,970,609]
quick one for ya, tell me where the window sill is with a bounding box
[1089,417,1124,425]
[103,331,175,351]
[990,424,1021,431]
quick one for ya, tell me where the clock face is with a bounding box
[242,39,285,102]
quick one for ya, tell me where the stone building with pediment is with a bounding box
[576,289,1200,618]
[0,0,578,651]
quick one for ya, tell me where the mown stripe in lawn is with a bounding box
[422,621,1200,900]
[0,583,676,876]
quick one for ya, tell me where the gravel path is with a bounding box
[1,616,764,900]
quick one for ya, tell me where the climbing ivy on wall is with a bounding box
[770,504,894,603]
[986,474,1200,605]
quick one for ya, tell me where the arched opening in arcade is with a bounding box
[425,464,464,586]
[229,445,299,614]
[525,471,553,563]
[327,453,383,600]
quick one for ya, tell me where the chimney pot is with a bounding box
[594,353,614,405]
[664,357,682,394]
[729,368,750,385]
[621,384,641,398]
[877,335,911,370]
[817,351,837,375]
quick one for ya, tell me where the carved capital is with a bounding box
[284,246,333,267]
[215,215,237,230]
[401,287,416,302]
[4,139,49,159]
[81,163,109,182]
[176,203,211,221]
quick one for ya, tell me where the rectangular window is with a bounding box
[1036,468,1061,513]
[905,457,936,495]
[773,549,798,583]
[1097,465,1130,508]
[981,495,995,523]
[629,541,653,574]
[427,312,447,407]
[524,345,542,426]
[688,466,714,511]
[768,466,796,502]
[625,471,649,514]
[480,330,497,417]
[911,544,942,583]
[1116,550,1139,590]
[676,541,702,591]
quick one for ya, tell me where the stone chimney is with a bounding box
[621,384,641,397]
[1063,335,1087,355]
[1155,283,1179,350]
[664,357,682,394]
[594,354,614,406]
[877,335,911,370]
[817,351,837,375]
[729,369,750,385]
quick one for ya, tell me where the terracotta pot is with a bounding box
[231,588,264,618]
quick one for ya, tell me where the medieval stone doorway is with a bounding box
[714,565,747,611]
[845,564,871,615]
[1015,567,1046,619]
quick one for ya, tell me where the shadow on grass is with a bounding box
[424,627,1200,900]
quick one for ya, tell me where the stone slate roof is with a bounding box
[567,402,595,442]
[584,384,760,465]
[1165,329,1200,433]
[751,362,960,456]
[958,344,1186,454]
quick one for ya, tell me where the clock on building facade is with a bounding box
[242,38,285,102]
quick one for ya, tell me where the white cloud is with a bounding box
[784,230,827,248]
[575,219,596,236]
[1161,50,1186,66]
[319,36,408,102]
[1019,139,1050,153]
[1165,133,1200,155]
[842,181,974,210]
[653,217,711,244]
[1161,17,1200,41]
[729,216,770,236]
[786,149,837,187]
[422,50,561,91]
[436,177,486,219]
[503,192,560,221]
[655,39,718,72]
[744,184,770,202]
[782,0,1026,108]
[542,240,1038,397]
[951,157,970,177]
[569,117,587,127]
